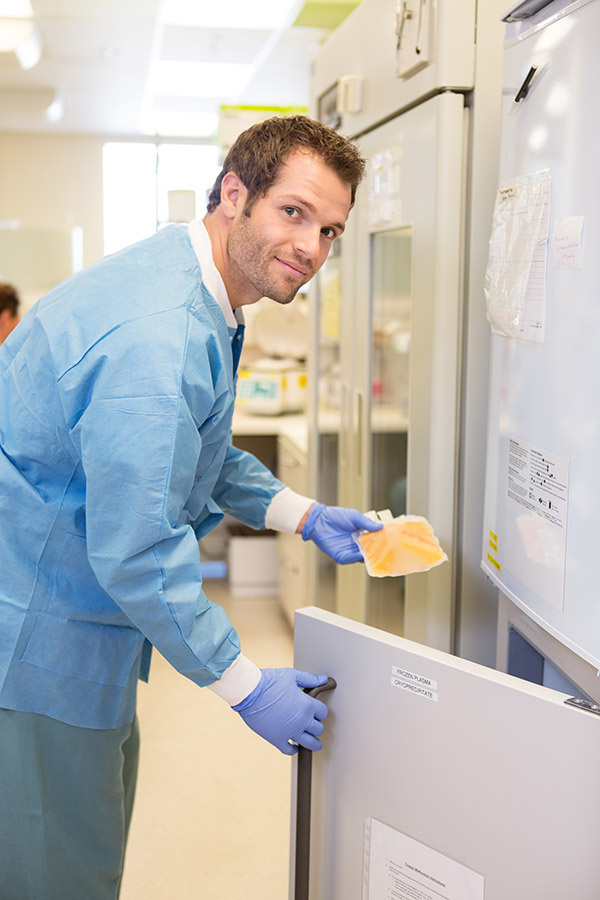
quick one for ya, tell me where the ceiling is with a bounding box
[0,0,359,140]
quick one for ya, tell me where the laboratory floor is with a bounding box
[120,581,294,900]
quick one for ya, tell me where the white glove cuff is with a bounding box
[265,486,315,533]
[207,654,262,706]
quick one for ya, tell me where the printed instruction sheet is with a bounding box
[364,818,484,900]
[505,437,569,611]
[484,169,551,343]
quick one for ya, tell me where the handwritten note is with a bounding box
[552,216,584,269]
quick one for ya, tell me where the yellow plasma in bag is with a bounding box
[358,516,447,577]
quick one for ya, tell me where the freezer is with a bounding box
[292,606,600,899]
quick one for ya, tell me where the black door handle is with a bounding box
[295,677,337,900]
[515,65,539,102]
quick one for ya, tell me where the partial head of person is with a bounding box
[205,115,365,308]
[0,282,20,344]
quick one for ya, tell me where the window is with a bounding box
[103,141,220,257]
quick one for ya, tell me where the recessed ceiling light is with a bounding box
[14,20,41,68]
[45,93,64,123]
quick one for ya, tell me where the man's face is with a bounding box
[226,150,352,305]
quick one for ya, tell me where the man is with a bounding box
[0,281,20,343]
[0,115,381,899]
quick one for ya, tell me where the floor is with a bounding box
[120,581,294,900]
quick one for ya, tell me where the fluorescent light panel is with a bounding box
[151,61,255,99]
[142,110,219,138]
[160,0,300,31]
[0,0,33,17]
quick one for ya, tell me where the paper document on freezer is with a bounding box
[484,168,551,343]
[364,818,484,900]
[355,511,447,577]
[505,438,569,612]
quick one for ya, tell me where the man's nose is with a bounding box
[293,226,321,260]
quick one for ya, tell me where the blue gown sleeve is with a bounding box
[210,438,286,530]
[68,314,241,687]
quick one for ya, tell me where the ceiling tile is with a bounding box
[39,17,156,64]
[160,26,270,65]
[31,0,158,18]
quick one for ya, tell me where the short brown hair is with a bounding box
[0,282,19,317]
[206,115,365,214]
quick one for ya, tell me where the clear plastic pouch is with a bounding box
[354,510,447,578]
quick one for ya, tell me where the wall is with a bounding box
[0,132,105,268]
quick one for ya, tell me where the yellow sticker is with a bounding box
[489,529,498,543]
[489,539,498,553]
[487,552,501,572]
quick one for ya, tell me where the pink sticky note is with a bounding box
[552,216,584,269]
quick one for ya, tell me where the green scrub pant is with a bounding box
[0,708,139,900]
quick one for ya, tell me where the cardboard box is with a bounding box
[228,536,278,597]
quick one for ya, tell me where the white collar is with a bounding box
[188,219,243,330]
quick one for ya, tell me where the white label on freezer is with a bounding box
[505,438,569,611]
[367,146,403,229]
[552,216,584,269]
[484,169,551,344]
[391,666,438,702]
[363,818,484,900]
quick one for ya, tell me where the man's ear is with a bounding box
[220,172,248,221]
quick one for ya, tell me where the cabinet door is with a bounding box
[292,607,600,900]
[309,230,356,614]
[334,92,466,648]
[277,435,309,626]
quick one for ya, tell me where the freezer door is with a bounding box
[292,607,600,900]
[482,0,600,666]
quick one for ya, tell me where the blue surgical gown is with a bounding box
[0,224,285,729]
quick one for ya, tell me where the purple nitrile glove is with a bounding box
[301,502,382,564]
[233,668,329,755]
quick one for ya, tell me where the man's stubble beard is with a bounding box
[228,215,308,306]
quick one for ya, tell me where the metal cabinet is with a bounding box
[306,0,508,664]
[308,94,466,649]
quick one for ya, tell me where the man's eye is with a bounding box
[322,227,335,238]
[284,207,299,217]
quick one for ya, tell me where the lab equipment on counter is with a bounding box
[237,357,306,415]
[236,301,308,415]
